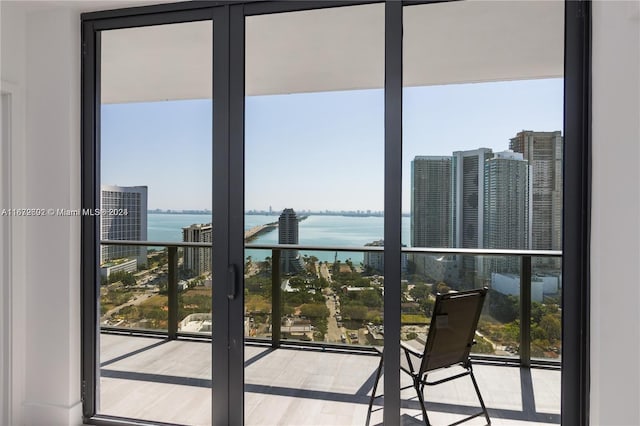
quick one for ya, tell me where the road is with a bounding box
[324,289,343,343]
[244,224,277,241]
[101,291,155,324]
[319,262,333,283]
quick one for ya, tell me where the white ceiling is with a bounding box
[403,0,564,87]
[1,0,180,14]
[96,0,565,103]
[101,21,213,103]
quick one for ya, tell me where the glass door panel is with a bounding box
[243,4,385,424]
[98,20,214,425]
[401,1,564,423]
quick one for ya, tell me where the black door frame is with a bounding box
[81,5,228,422]
[81,1,591,425]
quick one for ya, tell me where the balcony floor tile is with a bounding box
[99,333,560,426]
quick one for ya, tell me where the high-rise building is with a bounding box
[509,131,563,252]
[100,185,148,267]
[483,151,530,272]
[410,156,459,283]
[411,156,453,248]
[452,148,493,283]
[182,223,213,276]
[279,208,304,274]
[452,148,493,249]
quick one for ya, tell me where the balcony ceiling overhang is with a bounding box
[95,1,564,103]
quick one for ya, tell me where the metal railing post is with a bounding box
[520,255,532,367]
[168,246,178,340]
[271,249,281,348]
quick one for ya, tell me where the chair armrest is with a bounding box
[401,341,424,358]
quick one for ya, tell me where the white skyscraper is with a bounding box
[182,223,213,276]
[452,148,493,282]
[452,148,494,249]
[100,185,148,267]
[483,151,530,272]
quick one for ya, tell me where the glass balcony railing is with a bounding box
[99,241,561,365]
[100,241,213,338]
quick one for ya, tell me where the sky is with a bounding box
[101,78,564,213]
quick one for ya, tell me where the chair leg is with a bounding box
[414,377,431,426]
[469,366,491,425]
[366,354,384,426]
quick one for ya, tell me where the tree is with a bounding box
[281,305,295,316]
[300,303,329,319]
[488,290,519,323]
[420,298,435,317]
[289,276,306,289]
[539,314,561,342]
[360,289,382,308]
[503,320,520,343]
[409,284,430,301]
[342,304,368,321]
[472,338,495,354]
[432,282,451,295]
[531,302,545,324]
[108,270,136,286]
[532,302,560,324]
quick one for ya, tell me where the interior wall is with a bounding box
[0,90,11,426]
[22,7,82,425]
[0,4,28,425]
[591,1,640,425]
[1,3,82,425]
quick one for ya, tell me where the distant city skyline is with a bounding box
[101,78,563,212]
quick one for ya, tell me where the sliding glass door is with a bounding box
[243,4,385,425]
[81,2,589,425]
[82,7,228,425]
[401,1,565,422]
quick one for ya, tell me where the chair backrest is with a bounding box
[419,287,488,374]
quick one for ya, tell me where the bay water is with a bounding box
[147,213,411,263]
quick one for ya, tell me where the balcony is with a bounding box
[99,333,560,425]
[96,241,561,425]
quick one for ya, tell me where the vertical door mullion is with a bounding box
[80,20,99,420]
[383,1,402,424]
[562,1,591,424]
[212,5,232,426]
[228,3,246,425]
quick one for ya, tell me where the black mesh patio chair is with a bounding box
[366,287,491,426]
